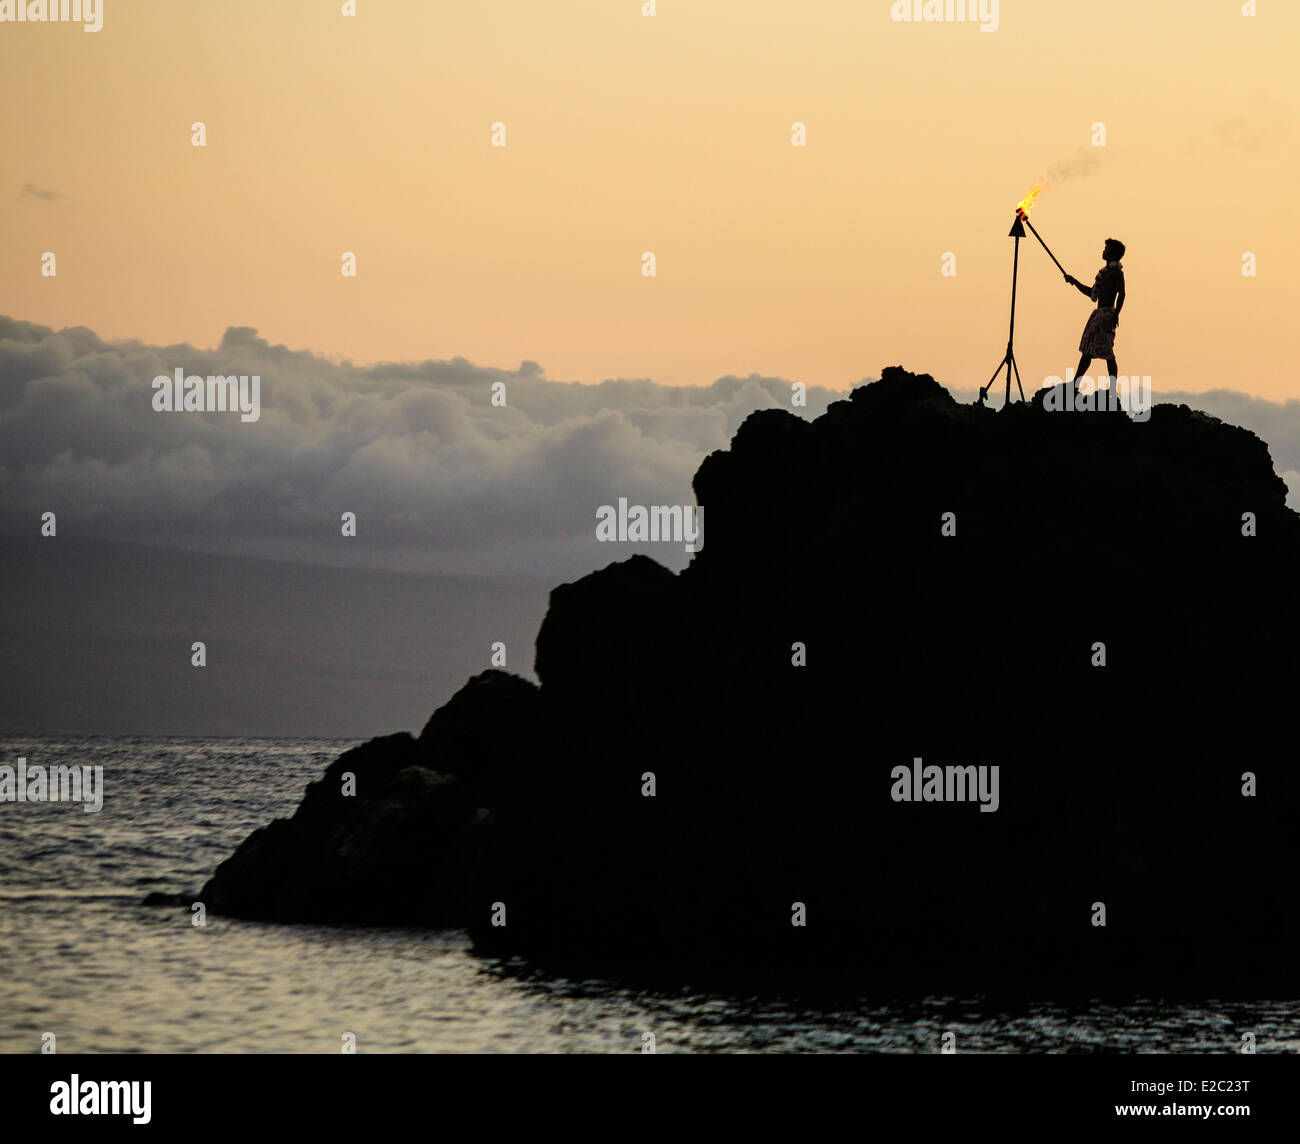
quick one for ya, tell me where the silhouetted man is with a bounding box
[1065,238,1125,393]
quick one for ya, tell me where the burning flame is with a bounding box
[1016,182,1045,218]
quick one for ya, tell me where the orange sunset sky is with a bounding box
[2,0,1295,398]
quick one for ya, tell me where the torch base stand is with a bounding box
[977,343,1025,407]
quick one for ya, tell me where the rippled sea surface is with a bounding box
[1,735,1295,1053]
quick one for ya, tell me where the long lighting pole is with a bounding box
[1020,212,1068,278]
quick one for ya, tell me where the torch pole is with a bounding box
[1004,228,1020,404]
[1021,213,1068,278]
[977,213,1027,407]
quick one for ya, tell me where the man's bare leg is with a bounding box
[1074,356,1092,394]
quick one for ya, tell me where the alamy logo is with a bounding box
[1043,373,1152,421]
[891,757,1000,813]
[596,498,703,553]
[891,0,999,33]
[0,757,103,813]
[49,1075,151,1125]
[152,368,261,422]
[0,0,102,32]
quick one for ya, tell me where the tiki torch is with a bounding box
[977,184,1073,407]
[977,210,1028,407]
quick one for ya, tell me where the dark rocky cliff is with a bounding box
[198,368,1300,995]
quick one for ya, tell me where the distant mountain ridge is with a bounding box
[0,538,549,737]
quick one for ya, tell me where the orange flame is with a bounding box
[1016,182,1044,217]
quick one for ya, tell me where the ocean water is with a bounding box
[0,735,1295,1054]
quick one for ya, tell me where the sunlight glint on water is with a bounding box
[0,736,1293,1053]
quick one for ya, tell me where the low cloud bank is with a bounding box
[2,317,1295,577]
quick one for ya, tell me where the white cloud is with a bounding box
[0,317,854,577]
[6,317,1296,577]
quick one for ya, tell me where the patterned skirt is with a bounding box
[1079,306,1118,357]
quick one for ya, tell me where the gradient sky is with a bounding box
[2,0,1295,397]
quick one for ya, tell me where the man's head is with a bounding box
[1103,238,1126,262]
